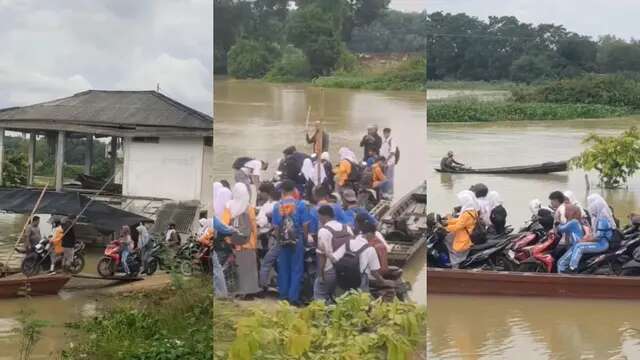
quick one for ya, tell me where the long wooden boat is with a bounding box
[378,183,427,267]
[427,268,640,300]
[0,273,71,298]
[435,161,567,175]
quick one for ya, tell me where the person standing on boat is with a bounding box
[23,216,41,254]
[320,152,335,193]
[61,217,77,273]
[440,151,465,171]
[306,121,329,154]
[487,191,507,234]
[334,147,358,193]
[48,220,64,275]
[359,125,382,161]
[566,194,615,273]
[342,189,378,233]
[443,191,480,268]
[379,128,397,197]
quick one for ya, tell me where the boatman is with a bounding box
[306,121,329,153]
[440,151,466,171]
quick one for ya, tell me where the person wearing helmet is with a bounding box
[440,151,465,171]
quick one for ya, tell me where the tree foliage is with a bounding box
[227,39,280,79]
[265,46,312,82]
[573,127,640,189]
[2,152,28,187]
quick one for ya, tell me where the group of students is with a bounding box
[443,184,617,273]
[23,215,78,274]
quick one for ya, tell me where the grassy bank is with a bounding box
[313,57,426,92]
[215,292,426,360]
[61,276,212,360]
[428,101,635,123]
[427,80,517,91]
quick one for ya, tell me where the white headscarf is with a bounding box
[301,158,314,181]
[487,191,502,210]
[339,147,357,163]
[227,183,250,218]
[587,194,616,229]
[563,191,578,205]
[136,223,149,249]
[321,152,330,162]
[213,182,232,218]
[457,190,479,213]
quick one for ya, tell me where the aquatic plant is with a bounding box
[224,292,426,360]
[13,307,49,360]
[573,127,640,189]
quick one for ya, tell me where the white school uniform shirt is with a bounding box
[256,200,275,232]
[380,136,395,166]
[242,160,263,180]
[317,220,353,271]
[332,235,380,278]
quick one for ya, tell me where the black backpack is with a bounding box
[466,212,487,245]
[359,166,374,188]
[277,202,299,246]
[230,212,252,246]
[323,224,352,251]
[335,241,369,291]
[232,157,254,170]
[347,160,363,182]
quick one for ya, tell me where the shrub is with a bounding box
[3,152,28,187]
[227,39,280,79]
[573,127,640,188]
[265,46,311,82]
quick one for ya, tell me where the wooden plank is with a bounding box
[427,268,640,300]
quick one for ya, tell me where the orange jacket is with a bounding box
[446,210,478,252]
[334,159,352,186]
[198,228,214,247]
[372,164,386,188]
[51,226,64,255]
[221,206,258,251]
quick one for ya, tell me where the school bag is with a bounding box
[278,202,298,246]
[347,160,363,183]
[323,224,352,252]
[232,157,254,171]
[466,212,487,245]
[230,212,251,246]
[335,241,369,291]
[359,166,374,189]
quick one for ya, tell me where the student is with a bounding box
[342,189,378,233]
[211,216,236,298]
[359,125,382,161]
[487,191,507,234]
[372,156,390,196]
[222,183,260,298]
[470,183,491,227]
[137,222,151,273]
[308,186,349,237]
[556,205,586,273]
[335,147,358,191]
[379,128,396,195]
[567,194,615,272]
[214,182,233,218]
[257,183,281,289]
[314,205,353,302]
[119,226,134,276]
[165,223,181,249]
[61,217,77,273]
[444,191,479,268]
[48,221,64,274]
[271,180,309,305]
[305,121,329,153]
[355,214,390,276]
[320,152,335,192]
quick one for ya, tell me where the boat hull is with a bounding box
[427,268,640,300]
[435,161,567,174]
[0,274,71,298]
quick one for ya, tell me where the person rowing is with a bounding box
[440,151,466,171]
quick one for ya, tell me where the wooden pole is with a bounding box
[2,183,48,276]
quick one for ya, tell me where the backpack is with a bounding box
[323,224,352,252]
[230,213,251,246]
[232,157,254,170]
[347,160,363,183]
[335,241,369,291]
[278,202,298,246]
[466,212,487,245]
[359,166,374,188]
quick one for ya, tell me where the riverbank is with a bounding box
[214,293,426,360]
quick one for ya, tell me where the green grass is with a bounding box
[426,80,518,91]
[428,100,636,123]
[61,277,212,360]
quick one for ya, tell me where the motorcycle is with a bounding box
[504,222,548,270]
[142,240,168,275]
[620,247,640,276]
[179,244,211,276]
[21,238,85,276]
[97,240,142,277]
[577,236,640,275]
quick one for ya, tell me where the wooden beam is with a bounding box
[55,131,65,192]
[84,135,93,175]
[0,128,4,186]
[27,132,36,185]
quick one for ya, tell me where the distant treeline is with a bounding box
[214,0,425,79]
[427,12,640,83]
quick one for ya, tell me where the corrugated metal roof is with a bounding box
[0,90,212,131]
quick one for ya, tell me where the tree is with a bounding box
[227,39,280,79]
[573,127,640,189]
[265,46,312,81]
[3,152,28,187]
[510,55,554,83]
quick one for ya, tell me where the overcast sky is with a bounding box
[391,0,426,12]
[428,0,638,40]
[0,0,213,114]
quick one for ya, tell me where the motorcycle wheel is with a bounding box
[21,255,40,276]
[180,260,194,277]
[146,259,159,276]
[620,268,640,276]
[97,258,115,277]
[69,254,85,274]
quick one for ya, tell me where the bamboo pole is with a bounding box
[2,183,49,276]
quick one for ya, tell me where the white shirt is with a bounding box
[380,136,395,164]
[332,235,380,277]
[317,220,353,271]
[256,200,275,232]
[242,160,263,180]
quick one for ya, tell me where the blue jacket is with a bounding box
[593,218,614,243]
[308,203,348,234]
[212,217,235,236]
[557,219,584,246]
[343,207,378,231]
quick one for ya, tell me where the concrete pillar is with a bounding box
[110,136,117,176]
[84,135,93,175]
[27,132,36,185]
[0,128,4,186]
[55,131,65,192]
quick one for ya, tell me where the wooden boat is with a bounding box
[378,183,427,267]
[427,268,640,300]
[0,273,71,298]
[435,161,568,174]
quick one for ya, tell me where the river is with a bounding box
[213,78,427,304]
[426,96,640,358]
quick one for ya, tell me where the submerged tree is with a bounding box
[573,127,640,188]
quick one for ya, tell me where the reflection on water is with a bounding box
[214,78,427,303]
[427,117,640,358]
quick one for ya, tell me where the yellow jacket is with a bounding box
[221,207,258,251]
[446,210,478,252]
[334,159,352,186]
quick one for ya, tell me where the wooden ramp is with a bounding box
[72,273,143,282]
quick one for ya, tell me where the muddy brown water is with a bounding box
[213,78,427,304]
[427,107,640,358]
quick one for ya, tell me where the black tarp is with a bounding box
[0,189,152,232]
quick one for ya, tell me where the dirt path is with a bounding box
[64,272,173,296]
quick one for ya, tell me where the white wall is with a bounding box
[122,137,204,202]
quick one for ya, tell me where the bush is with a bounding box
[225,292,426,360]
[427,100,634,123]
[573,127,640,188]
[265,46,312,82]
[227,39,280,79]
[3,152,28,187]
[336,45,359,73]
